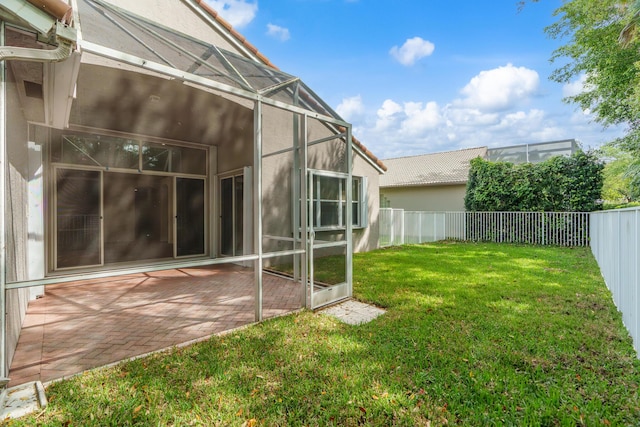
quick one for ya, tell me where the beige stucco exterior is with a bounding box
[381,184,467,212]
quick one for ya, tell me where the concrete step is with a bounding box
[0,381,47,421]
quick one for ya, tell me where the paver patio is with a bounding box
[8,264,303,387]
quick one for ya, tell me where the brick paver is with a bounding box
[8,265,303,387]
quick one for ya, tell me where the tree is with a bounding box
[544,0,640,142]
[521,0,640,206]
[598,144,640,202]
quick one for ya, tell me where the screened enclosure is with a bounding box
[0,0,364,379]
[487,139,579,164]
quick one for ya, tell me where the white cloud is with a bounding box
[266,23,290,41]
[336,95,365,121]
[204,0,258,28]
[401,101,442,135]
[332,70,624,159]
[389,37,435,66]
[445,107,499,127]
[562,74,591,98]
[457,63,539,111]
[374,100,442,135]
[348,97,585,159]
[375,99,404,131]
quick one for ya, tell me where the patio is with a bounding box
[7,265,303,387]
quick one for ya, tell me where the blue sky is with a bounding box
[206,0,626,160]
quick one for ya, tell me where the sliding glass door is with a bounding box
[176,178,205,257]
[55,168,102,269]
[51,132,210,271]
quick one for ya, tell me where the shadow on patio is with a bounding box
[8,264,303,387]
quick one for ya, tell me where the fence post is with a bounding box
[400,210,405,245]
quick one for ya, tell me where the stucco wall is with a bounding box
[353,154,380,252]
[97,0,241,54]
[381,184,467,212]
[5,65,32,373]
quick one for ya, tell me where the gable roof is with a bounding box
[380,147,487,188]
[191,1,387,173]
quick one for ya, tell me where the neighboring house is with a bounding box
[380,147,487,212]
[0,0,385,378]
[380,139,579,212]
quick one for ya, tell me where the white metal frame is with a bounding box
[0,20,7,379]
[307,162,352,309]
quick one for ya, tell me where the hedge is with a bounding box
[464,151,604,212]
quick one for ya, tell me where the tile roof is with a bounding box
[194,1,386,173]
[380,147,488,188]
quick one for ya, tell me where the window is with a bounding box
[311,174,367,229]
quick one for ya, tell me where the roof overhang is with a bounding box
[0,0,59,35]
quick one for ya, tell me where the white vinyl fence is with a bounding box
[379,209,590,247]
[590,207,640,355]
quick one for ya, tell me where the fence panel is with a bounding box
[590,208,640,355]
[378,209,590,247]
[379,208,404,247]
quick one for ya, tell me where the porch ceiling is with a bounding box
[69,63,254,146]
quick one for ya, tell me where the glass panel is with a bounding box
[320,201,340,227]
[53,135,139,169]
[352,177,361,226]
[175,146,207,175]
[318,176,340,200]
[143,143,206,175]
[103,173,173,263]
[56,169,101,268]
[141,144,171,172]
[220,177,233,256]
[312,245,346,286]
[177,178,205,256]
[352,178,360,201]
[235,176,244,255]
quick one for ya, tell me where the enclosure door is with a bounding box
[308,170,350,309]
[176,177,206,257]
[54,168,103,269]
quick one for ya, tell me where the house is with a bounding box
[380,140,579,212]
[0,0,386,383]
[380,147,487,212]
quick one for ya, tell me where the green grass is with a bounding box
[6,242,640,426]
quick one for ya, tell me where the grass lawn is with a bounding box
[6,242,640,426]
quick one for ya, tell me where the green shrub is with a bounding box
[465,151,604,212]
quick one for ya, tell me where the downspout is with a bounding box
[0,38,72,62]
[0,0,76,63]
